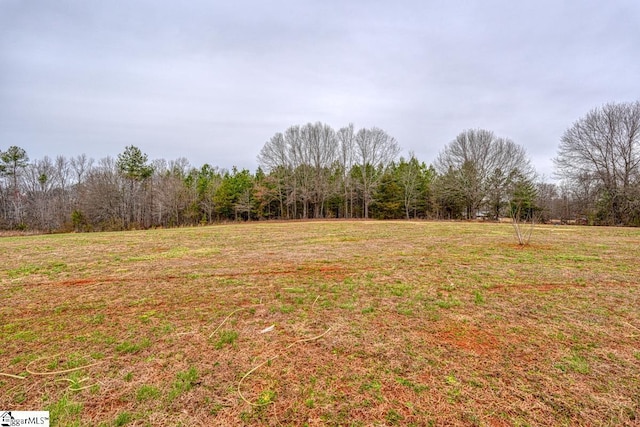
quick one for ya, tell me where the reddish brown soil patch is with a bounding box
[35,277,119,288]
[57,279,98,286]
[437,325,499,355]
[488,417,511,427]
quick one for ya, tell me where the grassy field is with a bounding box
[1,221,639,426]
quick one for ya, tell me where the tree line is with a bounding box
[1,101,639,232]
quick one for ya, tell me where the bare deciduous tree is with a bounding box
[257,132,291,218]
[535,181,560,222]
[259,122,346,218]
[337,124,356,218]
[76,157,123,230]
[23,156,59,230]
[70,154,95,186]
[302,122,338,218]
[555,101,640,225]
[435,129,534,219]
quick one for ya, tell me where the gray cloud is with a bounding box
[1,0,639,178]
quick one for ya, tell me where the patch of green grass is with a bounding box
[396,377,429,393]
[64,381,84,395]
[88,331,116,345]
[54,303,70,314]
[386,409,404,425]
[7,261,69,278]
[115,338,151,354]
[445,374,462,403]
[3,323,19,334]
[168,367,199,401]
[208,403,224,416]
[139,310,156,324]
[10,355,26,365]
[396,304,415,316]
[556,353,590,374]
[47,394,83,425]
[127,297,149,307]
[338,300,356,310]
[126,247,192,262]
[48,261,68,274]
[113,411,132,426]
[7,264,41,278]
[87,313,105,324]
[46,358,60,370]
[257,389,277,405]
[160,322,175,334]
[473,290,485,305]
[463,412,482,426]
[445,374,460,386]
[360,379,382,393]
[279,304,295,314]
[555,254,601,262]
[12,330,37,342]
[63,353,91,369]
[12,390,27,404]
[214,330,238,349]
[389,283,411,297]
[136,384,160,402]
[435,296,461,309]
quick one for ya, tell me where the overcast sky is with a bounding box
[1,0,638,179]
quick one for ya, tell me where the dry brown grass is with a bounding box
[1,221,639,426]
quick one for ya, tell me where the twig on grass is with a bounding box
[208,307,247,339]
[1,354,107,388]
[26,353,106,376]
[0,372,27,380]
[237,355,281,406]
[68,382,102,392]
[311,295,320,310]
[54,377,102,391]
[284,327,332,349]
[55,377,90,384]
[237,327,332,407]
